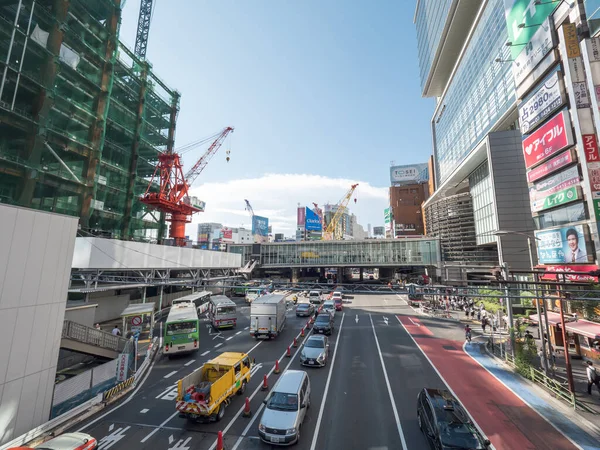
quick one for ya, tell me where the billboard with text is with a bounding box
[535,224,592,264]
[390,163,428,185]
[305,207,322,231]
[252,216,269,237]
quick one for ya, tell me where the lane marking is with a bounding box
[235,331,242,335]
[210,323,314,450]
[309,313,346,450]
[184,359,196,366]
[369,314,408,450]
[230,403,266,450]
[140,408,149,414]
[226,336,234,341]
[214,343,223,348]
[244,326,249,330]
[200,350,210,356]
[407,317,420,327]
[140,411,179,443]
[396,316,494,450]
[163,370,178,379]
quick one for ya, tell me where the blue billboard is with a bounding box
[305,207,322,231]
[252,215,269,237]
[535,225,591,264]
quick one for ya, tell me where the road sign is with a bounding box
[131,316,142,326]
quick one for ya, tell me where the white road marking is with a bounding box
[230,403,266,450]
[164,370,178,379]
[169,436,192,449]
[407,317,420,327]
[309,313,346,450]
[214,343,223,348]
[355,314,359,323]
[383,316,389,325]
[169,435,174,444]
[140,408,149,414]
[108,424,114,432]
[140,411,179,443]
[156,384,178,401]
[235,331,242,335]
[184,359,196,366]
[200,350,210,356]
[226,336,234,341]
[97,425,131,449]
[244,326,249,330]
[369,314,408,450]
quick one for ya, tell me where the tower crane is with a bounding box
[323,184,359,240]
[134,0,154,59]
[141,127,234,246]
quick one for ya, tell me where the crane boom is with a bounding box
[325,184,358,239]
[185,127,234,187]
[244,199,255,217]
[134,0,154,59]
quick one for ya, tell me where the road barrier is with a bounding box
[103,376,135,402]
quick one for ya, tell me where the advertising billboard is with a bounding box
[373,226,385,236]
[540,265,599,282]
[504,0,558,58]
[221,228,233,239]
[252,216,269,237]
[390,163,428,185]
[529,166,580,211]
[305,207,322,231]
[532,186,580,212]
[583,134,600,163]
[297,207,305,227]
[527,149,575,183]
[198,233,209,242]
[511,18,555,87]
[518,67,565,134]
[535,224,591,264]
[522,109,574,169]
[384,207,392,230]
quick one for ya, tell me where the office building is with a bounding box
[389,183,428,236]
[415,0,535,278]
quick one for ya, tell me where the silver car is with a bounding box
[322,300,336,317]
[258,370,311,445]
[300,335,329,367]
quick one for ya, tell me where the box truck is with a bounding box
[249,294,287,339]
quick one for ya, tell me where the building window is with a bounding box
[470,162,496,245]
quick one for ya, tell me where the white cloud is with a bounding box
[186,173,388,237]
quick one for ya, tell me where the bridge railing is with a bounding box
[62,320,128,353]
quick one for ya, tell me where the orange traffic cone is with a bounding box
[293,337,298,348]
[300,327,305,337]
[261,374,268,390]
[274,359,281,374]
[243,397,251,417]
[286,346,291,357]
[216,431,225,450]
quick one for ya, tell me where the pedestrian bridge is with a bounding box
[228,238,440,268]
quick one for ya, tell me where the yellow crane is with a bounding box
[323,184,358,240]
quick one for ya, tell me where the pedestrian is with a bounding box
[538,349,547,372]
[112,325,121,336]
[477,309,481,321]
[586,361,600,395]
[94,323,101,331]
[464,306,469,318]
[470,307,475,319]
[482,317,487,334]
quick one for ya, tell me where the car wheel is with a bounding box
[216,402,226,421]
[237,381,247,395]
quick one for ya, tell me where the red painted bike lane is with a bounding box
[397,315,577,450]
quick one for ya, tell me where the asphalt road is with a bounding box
[68,293,580,450]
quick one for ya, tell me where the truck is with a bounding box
[176,352,252,423]
[245,287,263,303]
[249,293,287,339]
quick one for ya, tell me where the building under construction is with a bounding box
[0,0,179,240]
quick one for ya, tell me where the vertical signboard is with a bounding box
[252,216,269,237]
[297,207,306,226]
[518,67,565,133]
[305,207,322,231]
[116,353,129,382]
[505,0,559,58]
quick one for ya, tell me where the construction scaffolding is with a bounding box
[0,0,180,241]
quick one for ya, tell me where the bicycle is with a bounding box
[465,331,472,344]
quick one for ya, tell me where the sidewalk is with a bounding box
[418,306,600,442]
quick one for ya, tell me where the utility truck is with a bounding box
[249,294,287,339]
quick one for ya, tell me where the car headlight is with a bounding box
[317,353,325,361]
[300,353,306,361]
[259,423,265,432]
[286,428,297,435]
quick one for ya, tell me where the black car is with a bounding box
[312,314,334,335]
[296,303,314,317]
[417,388,490,450]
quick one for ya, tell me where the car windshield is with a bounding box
[315,316,330,324]
[438,410,483,449]
[267,392,298,411]
[297,304,309,310]
[324,302,334,308]
[305,338,325,348]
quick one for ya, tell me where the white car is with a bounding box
[322,300,336,317]
[33,432,97,450]
[332,291,343,301]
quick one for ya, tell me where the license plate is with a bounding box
[318,330,323,333]
[309,361,315,365]
[270,436,281,443]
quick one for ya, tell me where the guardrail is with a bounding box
[486,341,595,413]
[62,320,129,352]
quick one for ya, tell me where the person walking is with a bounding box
[112,325,121,336]
[481,317,488,334]
[586,361,600,395]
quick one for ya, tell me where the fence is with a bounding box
[62,320,128,352]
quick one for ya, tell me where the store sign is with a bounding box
[534,186,580,212]
[535,224,590,264]
[540,265,599,282]
[390,163,428,185]
[252,216,269,237]
[522,109,574,169]
[518,68,564,134]
[116,353,129,382]
[594,199,600,221]
[527,150,575,183]
[529,166,580,209]
[221,228,233,239]
[588,163,600,192]
[562,23,581,58]
[505,0,558,58]
[583,135,600,162]
[573,82,591,109]
[305,207,322,231]
[395,223,416,231]
[512,18,555,87]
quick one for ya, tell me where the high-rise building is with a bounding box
[415,0,535,276]
[0,1,180,242]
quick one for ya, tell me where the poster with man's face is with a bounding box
[535,225,590,264]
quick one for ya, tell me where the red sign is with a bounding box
[221,228,233,239]
[522,110,574,169]
[583,134,600,162]
[527,150,574,183]
[540,264,599,282]
[297,207,306,227]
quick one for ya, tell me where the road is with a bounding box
[70,293,580,450]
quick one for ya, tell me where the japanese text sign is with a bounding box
[522,109,574,169]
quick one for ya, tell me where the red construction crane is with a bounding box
[141,127,234,246]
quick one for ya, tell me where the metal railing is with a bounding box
[62,320,128,353]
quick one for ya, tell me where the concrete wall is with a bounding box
[64,304,97,327]
[0,205,78,445]
[72,237,242,270]
[488,130,536,272]
[88,292,130,324]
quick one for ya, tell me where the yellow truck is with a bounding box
[176,352,252,422]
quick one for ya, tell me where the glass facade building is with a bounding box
[229,239,440,268]
[469,163,496,245]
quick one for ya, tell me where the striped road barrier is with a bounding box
[103,376,135,402]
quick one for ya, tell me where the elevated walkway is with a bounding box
[60,320,129,359]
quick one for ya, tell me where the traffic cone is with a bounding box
[261,374,268,390]
[293,337,298,348]
[216,431,225,450]
[274,359,280,374]
[243,397,252,417]
[286,346,291,357]
[301,327,305,337]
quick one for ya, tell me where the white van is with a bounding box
[258,370,311,445]
[308,290,322,305]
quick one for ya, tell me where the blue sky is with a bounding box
[119,0,434,236]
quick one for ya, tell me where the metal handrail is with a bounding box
[61,320,128,352]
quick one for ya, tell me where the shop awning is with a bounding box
[121,302,156,317]
[529,311,600,340]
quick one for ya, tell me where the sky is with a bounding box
[118,0,434,237]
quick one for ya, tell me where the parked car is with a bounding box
[312,314,334,335]
[334,298,343,311]
[417,388,490,450]
[296,303,314,317]
[32,432,97,450]
[300,335,329,367]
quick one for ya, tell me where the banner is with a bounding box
[518,67,565,134]
[384,207,392,231]
[511,18,555,87]
[522,109,574,169]
[505,0,558,58]
[535,224,591,264]
[533,186,580,212]
[252,216,269,237]
[540,264,599,282]
[390,163,428,185]
[297,207,305,227]
[529,166,580,211]
[527,150,575,183]
[116,353,129,382]
[221,228,233,239]
[305,207,322,231]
